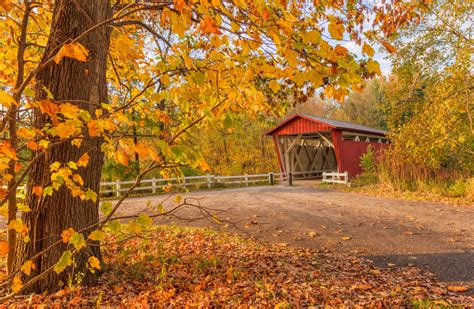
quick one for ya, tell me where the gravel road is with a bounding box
[116,183,474,292]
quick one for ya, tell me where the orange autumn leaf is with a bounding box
[12,275,22,293]
[27,140,39,150]
[0,141,18,160]
[353,284,372,290]
[32,186,43,197]
[38,100,60,117]
[0,0,12,11]
[77,153,90,167]
[381,41,397,54]
[200,16,221,35]
[262,8,270,20]
[54,42,89,64]
[448,285,468,292]
[61,228,75,243]
[0,240,8,256]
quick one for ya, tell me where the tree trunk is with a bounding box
[13,0,112,292]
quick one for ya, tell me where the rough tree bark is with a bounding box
[13,0,112,292]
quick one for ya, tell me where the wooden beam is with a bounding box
[317,132,334,148]
[284,133,303,156]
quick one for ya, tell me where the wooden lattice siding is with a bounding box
[271,117,332,136]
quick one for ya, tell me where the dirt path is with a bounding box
[117,184,474,292]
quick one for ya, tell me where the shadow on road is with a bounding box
[363,250,473,294]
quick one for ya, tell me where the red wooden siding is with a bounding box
[271,117,332,136]
[340,140,389,177]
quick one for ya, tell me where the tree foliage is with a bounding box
[0,0,429,297]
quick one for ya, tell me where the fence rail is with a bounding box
[322,171,349,185]
[100,172,284,197]
[14,170,349,198]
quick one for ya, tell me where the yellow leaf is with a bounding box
[60,103,80,119]
[285,49,299,66]
[55,121,77,139]
[12,275,23,293]
[353,284,372,290]
[362,43,375,57]
[8,219,28,234]
[0,240,8,256]
[328,21,344,40]
[301,30,321,44]
[367,59,381,75]
[0,91,16,107]
[54,42,89,64]
[341,236,351,241]
[77,153,90,167]
[381,41,397,54]
[115,150,129,166]
[21,260,35,276]
[88,256,101,270]
[61,227,75,243]
[269,80,281,93]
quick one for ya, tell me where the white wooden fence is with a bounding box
[322,171,349,185]
[100,173,283,197]
[14,170,350,198]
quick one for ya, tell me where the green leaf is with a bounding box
[137,214,152,227]
[88,230,106,242]
[69,232,86,250]
[100,201,112,216]
[54,250,73,274]
[106,220,121,233]
[85,189,97,202]
[67,161,78,170]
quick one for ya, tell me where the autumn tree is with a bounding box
[379,0,473,188]
[0,0,429,296]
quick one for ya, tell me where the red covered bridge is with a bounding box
[266,114,389,180]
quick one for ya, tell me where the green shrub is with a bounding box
[446,178,472,198]
[353,145,379,186]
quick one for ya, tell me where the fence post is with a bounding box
[269,172,274,186]
[344,171,349,184]
[152,178,157,194]
[288,172,293,186]
[115,180,121,197]
[244,174,248,187]
[182,177,186,190]
[207,174,212,189]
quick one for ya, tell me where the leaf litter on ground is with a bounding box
[2,226,473,307]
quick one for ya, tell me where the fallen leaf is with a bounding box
[448,285,468,292]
